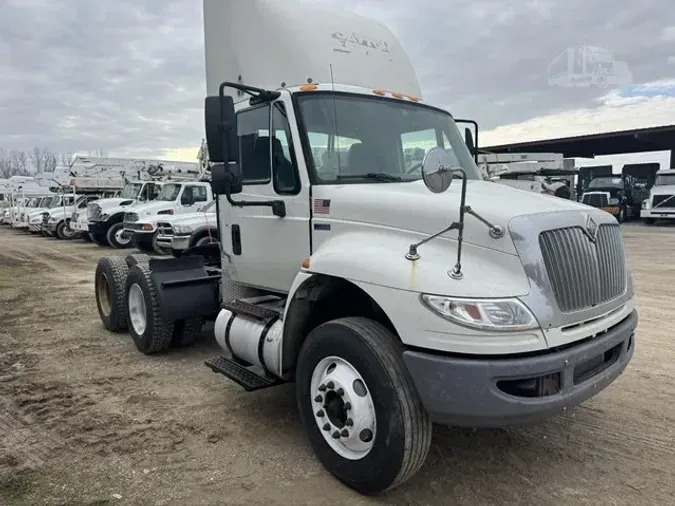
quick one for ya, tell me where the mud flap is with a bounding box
[149,256,220,321]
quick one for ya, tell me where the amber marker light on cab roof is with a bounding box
[300,84,318,91]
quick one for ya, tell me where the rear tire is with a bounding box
[125,253,151,268]
[125,263,174,354]
[95,256,130,332]
[295,317,432,495]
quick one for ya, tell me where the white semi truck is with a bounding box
[640,168,675,223]
[93,0,637,495]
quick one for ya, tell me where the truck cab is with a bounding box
[155,199,218,255]
[93,0,637,496]
[122,181,213,253]
[87,180,162,247]
[640,168,675,223]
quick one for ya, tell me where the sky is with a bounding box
[1,0,675,171]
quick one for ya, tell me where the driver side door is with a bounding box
[222,97,311,293]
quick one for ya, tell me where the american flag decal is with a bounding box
[313,198,331,215]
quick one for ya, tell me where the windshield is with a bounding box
[296,93,481,183]
[655,174,675,186]
[120,182,142,199]
[588,177,623,189]
[49,197,62,208]
[157,183,182,201]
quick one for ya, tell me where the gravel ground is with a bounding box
[0,223,674,506]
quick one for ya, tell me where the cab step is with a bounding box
[222,298,282,323]
[204,356,284,392]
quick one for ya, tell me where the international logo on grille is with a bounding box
[584,214,598,242]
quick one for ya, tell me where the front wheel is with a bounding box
[295,317,432,495]
[107,222,132,249]
[617,206,626,223]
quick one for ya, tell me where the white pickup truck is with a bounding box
[122,181,214,253]
[93,0,638,496]
[155,199,218,255]
[640,169,675,223]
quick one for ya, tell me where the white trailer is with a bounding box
[93,0,637,495]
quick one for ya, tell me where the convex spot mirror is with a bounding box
[422,147,455,194]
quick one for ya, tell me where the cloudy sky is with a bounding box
[1,0,675,169]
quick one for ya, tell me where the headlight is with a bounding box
[100,213,109,220]
[420,294,538,331]
[49,216,59,222]
[608,198,619,204]
[173,224,193,234]
[642,200,648,209]
[156,209,174,215]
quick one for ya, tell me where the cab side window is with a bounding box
[271,102,301,195]
[182,185,208,203]
[237,105,272,185]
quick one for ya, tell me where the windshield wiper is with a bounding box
[337,172,402,182]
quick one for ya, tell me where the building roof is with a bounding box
[481,124,675,158]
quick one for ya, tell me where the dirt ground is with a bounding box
[0,224,674,506]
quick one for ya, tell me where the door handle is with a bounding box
[231,224,241,255]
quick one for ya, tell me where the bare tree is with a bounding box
[0,148,11,178]
[11,150,29,174]
[89,148,108,157]
[29,146,58,172]
[59,152,73,168]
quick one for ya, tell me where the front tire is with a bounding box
[107,222,132,249]
[295,317,432,495]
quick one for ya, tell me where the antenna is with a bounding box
[329,64,341,175]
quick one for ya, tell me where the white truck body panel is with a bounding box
[203,0,422,100]
[641,169,675,220]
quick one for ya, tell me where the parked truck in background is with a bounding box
[641,168,675,223]
[122,180,214,253]
[92,0,638,495]
[154,199,218,255]
[86,160,204,248]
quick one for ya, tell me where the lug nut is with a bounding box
[327,381,334,389]
[341,429,349,437]
[314,395,323,402]
[344,402,352,410]
[318,384,327,392]
[316,409,324,417]
[345,418,353,426]
[323,423,330,431]
[332,431,340,439]
[336,388,344,396]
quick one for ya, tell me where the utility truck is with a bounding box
[640,168,675,223]
[122,180,214,253]
[86,160,204,248]
[93,0,637,495]
[479,152,578,199]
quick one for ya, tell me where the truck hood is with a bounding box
[315,179,591,255]
[650,185,675,195]
[47,206,75,217]
[126,200,176,217]
[156,211,216,226]
[94,197,136,213]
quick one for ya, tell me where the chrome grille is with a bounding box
[539,224,626,313]
[652,194,675,208]
[124,212,139,223]
[87,203,101,220]
[157,222,174,236]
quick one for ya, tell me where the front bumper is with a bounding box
[641,208,675,219]
[156,235,190,250]
[402,309,637,428]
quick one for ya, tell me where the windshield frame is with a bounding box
[588,176,624,189]
[157,183,182,202]
[120,182,143,199]
[292,91,481,185]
